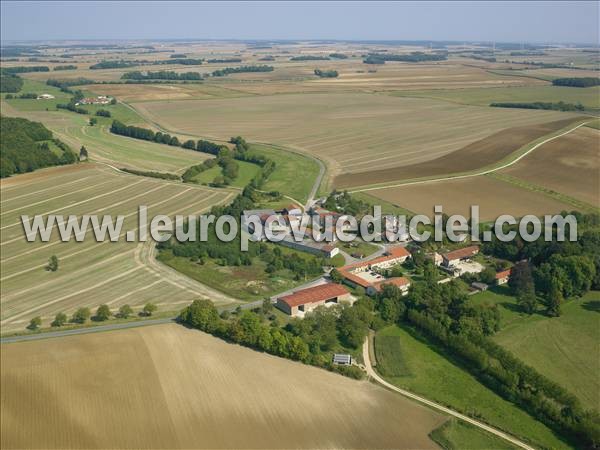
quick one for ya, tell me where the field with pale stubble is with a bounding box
[1,324,447,449]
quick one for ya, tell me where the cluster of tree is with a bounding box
[207,58,242,63]
[110,120,180,145]
[181,158,220,182]
[156,58,202,65]
[95,109,111,117]
[1,65,49,73]
[490,101,585,111]
[0,116,78,178]
[179,299,364,379]
[483,212,599,316]
[211,65,274,77]
[170,53,187,58]
[89,60,138,70]
[552,77,600,88]
[322,190,370,216]
[53,65,77,71]
[121,168,180,180]
[365,52,447,64]
[5,92,38,99]
[329,53,348,59]
[465,55,497,62]
[289,55,330,61]
[46,77,95,92]
[121,70,202,81]
[0,72,23,92]
[404,304,599,449]
[314,69,338,78]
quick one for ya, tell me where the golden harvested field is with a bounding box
[0,164,236,333]
[366,175,573,221]
[1,324,446,449]
[336,117,583,188]
[133,93,576,183]
[500,126,600,207]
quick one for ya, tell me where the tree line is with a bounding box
[207,58,242,63]
[364,52,448,64]
[290,55,330,61]
[121,70,202,81]
[0,72,23,92]
[179,299,365,380]
[0,116,78,178]
[211,65,274,77]
[490,101,585,111]
[1,65,49,73]
[53,65,77,71]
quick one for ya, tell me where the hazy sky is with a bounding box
[1,1,598,44]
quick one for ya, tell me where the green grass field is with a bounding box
[471,288,600,411]
[190,160,260,189]
[430,419,519,450]
[247,143,320,203]
[157,245,323,301]
[374,325,570,449]
[392,85,600,109]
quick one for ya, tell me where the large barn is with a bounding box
[276,283,354,317]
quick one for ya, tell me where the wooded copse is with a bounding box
[0,116,78,177]
[552,77,600,88]
[121,70,202,81]
[314,69,339,78]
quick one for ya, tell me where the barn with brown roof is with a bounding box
[276,283,354,317]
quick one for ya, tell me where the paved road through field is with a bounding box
[362,333,536,450]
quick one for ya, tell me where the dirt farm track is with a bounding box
[1,324,446,449]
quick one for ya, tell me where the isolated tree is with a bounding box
[546,280,564,317]
[79,145,88,160]
[89,117,97,126]
[118,304,133,319]
[46,255,59,272]
[110,97,117,105]
[95,304,111,321]
[142,302,157,317]
[51,312,68,327]
[517,289,538,315]
[28,316,42,330]
[329,268,343,283]
[71,307,91,324]
[479,267,497,285]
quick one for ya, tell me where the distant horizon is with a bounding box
[1,1,598,45]
[2,37,598,47]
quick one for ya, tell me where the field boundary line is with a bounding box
[362,335,536,450]
[1,175,97,203]
[350,120,592,194]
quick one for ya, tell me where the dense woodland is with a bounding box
[0,72,24,92]
[364,52,447,64]
[0,116,78,177]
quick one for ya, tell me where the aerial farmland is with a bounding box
[1,2,599,449]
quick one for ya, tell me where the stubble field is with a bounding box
[0,164,236,333]
[1,324,447,449]
[133,93,576,184]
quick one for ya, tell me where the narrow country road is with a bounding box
[351,120,592,194]
[362,333,536,450]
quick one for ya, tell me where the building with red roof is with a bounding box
[366,277,411,296]
[495,268,512,285]
[276,283,354,316]
[442,245,479,267]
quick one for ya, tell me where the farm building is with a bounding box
[495,268,512,285]
[276,283,354,317]
[441,245,480,268]
[366,276,411,296]
[338,247,411,295]
[471,282,489,292]
[279,237,339,258]
[76,95,112,105]
[36,93,55,100]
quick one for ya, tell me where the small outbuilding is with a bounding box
[332,354,352,365]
